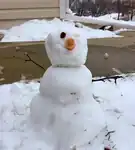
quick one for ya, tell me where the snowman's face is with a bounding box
[45,30,88,67]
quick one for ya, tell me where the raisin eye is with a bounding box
[60,32,66,39]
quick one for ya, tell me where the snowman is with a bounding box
[30,30,106,150]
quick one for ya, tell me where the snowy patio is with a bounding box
[0,14,135,150]
[0,74,135,150]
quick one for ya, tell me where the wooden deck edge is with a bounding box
[0,37,124,47]
[0,41,44,48]
[0,36,135,84]
[0,36,135,48]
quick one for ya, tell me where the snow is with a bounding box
[2,11,135,42]
[1,18,120,42]
[30,66,105,150]
[97,13,120,20]
[65,12,135,29]
[2,13,135,43]
[29,30,106,150]
[114,28,134,35]
[0,14,135,150]
[45,30,88,67]
[0,74,135,150]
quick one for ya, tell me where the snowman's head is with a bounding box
[45,30,88,67]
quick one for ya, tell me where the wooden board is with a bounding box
[0,8,60,20]
[119,30,135,38]
[87,37,135,48]
[0,20,30,29]
[0,37,135,84]
[0,18,55,29]
[0,0,59,9]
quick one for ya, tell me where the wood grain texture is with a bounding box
[0,0,59,9]
[0,8,60,20]
[0,20,30,29]
[0,18,55,29]
[0,0,60,28]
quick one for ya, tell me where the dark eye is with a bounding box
[60,32,66,39]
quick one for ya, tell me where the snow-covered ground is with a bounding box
[1,14,135,42]
[0,18,121,42]
[67,10,135,29]
[0,74,135,150]
[0,14,135,150]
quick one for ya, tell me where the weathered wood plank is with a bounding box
[0,0,59,9]
[0,8,60,20]
[0,18,54,29]
[87,37,135,48]
[0,36,135,48]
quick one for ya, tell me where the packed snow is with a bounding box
[66,10,135,29]
[1,10,135,42]
[0,18,120,42]
[29,30,106,150]
[0,29,135,150]
[0,14,135,150]
[68,14,135,29]
[0,74,135,150]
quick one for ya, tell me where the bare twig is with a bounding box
[92,75,123,84]
[105,130,115,137]
[13,52,45,71]
[13,52,125,85]
[106,131,114,140]
[103,126,116,150]
[24,52,45,71]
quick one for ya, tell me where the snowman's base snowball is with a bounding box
[30,65,106,149]
[30,93,106,149]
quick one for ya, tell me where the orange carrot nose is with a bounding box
[64,38,76,51]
